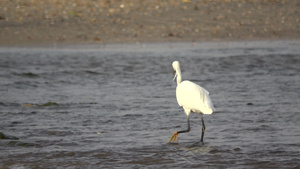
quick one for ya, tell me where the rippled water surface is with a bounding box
[0,41,299,168]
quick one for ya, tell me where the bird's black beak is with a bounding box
[173,70,177,82]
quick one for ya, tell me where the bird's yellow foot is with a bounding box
[168,131,178,143]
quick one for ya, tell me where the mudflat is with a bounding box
[0,0,299,46]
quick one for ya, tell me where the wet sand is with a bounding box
[0,0,299,47]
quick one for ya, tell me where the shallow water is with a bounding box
[0,40,299,168]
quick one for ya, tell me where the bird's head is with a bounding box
[172,61,181,83]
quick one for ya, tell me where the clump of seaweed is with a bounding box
[40,102,58,107]
[0,132,19,140]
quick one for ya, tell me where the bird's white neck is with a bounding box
[176,69,182,85]
[172,61,182,85]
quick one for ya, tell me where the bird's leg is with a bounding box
[177,115,191,134]
[168,131,178,143]
[200,113,206,142]
[169,115,190,143]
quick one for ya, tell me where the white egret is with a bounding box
[169,61,215,143]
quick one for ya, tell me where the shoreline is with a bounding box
[1,40,299,56]
[1,37,299,48]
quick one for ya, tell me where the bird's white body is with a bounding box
[172,61,215,116]
[176,80,215,116]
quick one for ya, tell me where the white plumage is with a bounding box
[176,80,215,115]
[169,61,215,143]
